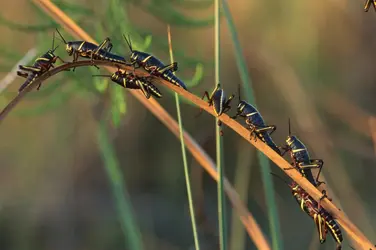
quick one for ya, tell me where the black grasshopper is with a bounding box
[93,70,162,99]
[196,83,234,135]
[231,85,280,154]
[17,32,65,92]
[56,29,128,71]
[280,119,325,187]
[123,35,187,90]
[291,182,342,250]
[271,173,343,250]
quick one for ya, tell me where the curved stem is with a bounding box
[1,59,374,249]
[0,59,271,250]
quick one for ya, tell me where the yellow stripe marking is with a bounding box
[78,41,85,51]
[246,112,258,116]
[292,148,306,153]
[142,55,152,63]
[37,57,50,61]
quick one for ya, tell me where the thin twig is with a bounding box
[0,48,37,94]
[1,59,374,249]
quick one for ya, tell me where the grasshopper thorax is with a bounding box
[237,100,248,112]
[130,51,138,63]
[37,50,57,64]
[131,50,152,64]
[286,135,298,147]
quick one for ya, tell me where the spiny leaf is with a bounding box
[53,0,94,15]
[184,63,204,87]
[0,1,90,33]
[95,78,110,93]
[110,85,127,127]
[136,29,210,68]
[108,0,149,52]
[139,35,153,52]
[171,0,214,9]
[146,3,214,27]
[0,15,57,32]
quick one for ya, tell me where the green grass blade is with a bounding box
[215,1,227,249]
[97,120,143,250]
[221,1,283,249]
[229,142,253,250]
[167,26,200,250]
[0,15,57,32]
[184,63,204,88]
[146,4,214,27]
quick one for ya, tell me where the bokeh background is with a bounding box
[0,0,375,249]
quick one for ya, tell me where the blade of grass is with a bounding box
[221,1,283,249]
[214,1,227,250]
[167,25,200,250]
[97,119,143,250]
[229,141,254,250]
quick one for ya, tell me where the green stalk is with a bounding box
[229,142,254,250]
[215,1,227,249]
[97,120,143,250]
[221,1,283,249]
[167,26,200,250]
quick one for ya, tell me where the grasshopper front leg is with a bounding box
[157,62,178,74]
[17,71,29,78]
[195,91,211,118]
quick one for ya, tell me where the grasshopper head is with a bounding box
[111,71,121,81]
[65,42,73,56]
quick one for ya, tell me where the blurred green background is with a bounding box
[0,0,375,249]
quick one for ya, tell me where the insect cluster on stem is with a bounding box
[15,29,343,250]
[17,29,187,99]
[196,83,342,249]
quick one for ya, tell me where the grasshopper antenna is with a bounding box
[52,31,55,50]
[123,34,133,52]
[288,118,291,136]
[51,32,59,52]
[92,74,112,77]
[55,28,67,44]
[128,35,133,51]
[237,83,241,102]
